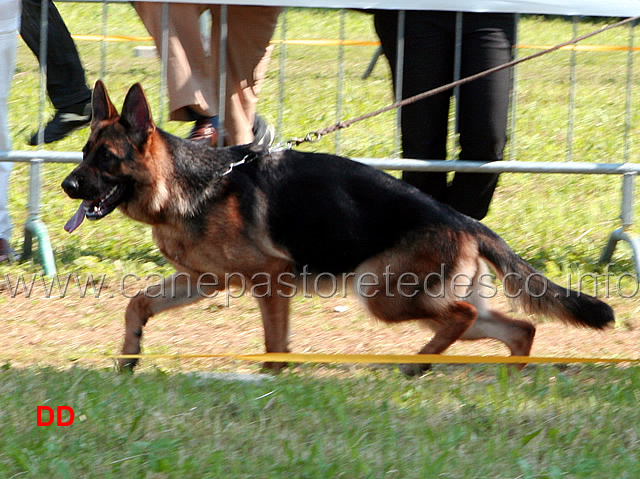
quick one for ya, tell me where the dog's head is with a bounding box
[62,80,157,232]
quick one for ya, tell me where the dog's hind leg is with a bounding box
[256,294,291,372]
[399,301,478,377]
[461,262,537,369]
[356,251,478,377]
[460,310,536,370]
[119,273,211,371]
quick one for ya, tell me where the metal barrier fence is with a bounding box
[1,0,639,277]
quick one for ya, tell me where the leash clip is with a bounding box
[303,131,322,143]
[221,155,249,177]
[284,131,323,150]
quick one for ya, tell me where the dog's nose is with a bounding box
[61,176,80,197]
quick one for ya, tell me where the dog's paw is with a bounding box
[261,361,289,374]
[399,362,432,377]
[117,357,139,373]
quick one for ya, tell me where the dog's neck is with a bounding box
[151,129,252,218]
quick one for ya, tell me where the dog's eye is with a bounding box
[102,152,121,169]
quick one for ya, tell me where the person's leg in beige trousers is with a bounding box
[135,3,280,145]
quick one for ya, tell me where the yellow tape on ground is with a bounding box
[86,352,640,365]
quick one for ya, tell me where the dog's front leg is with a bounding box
[119,272,211,371]
[256,293,291,372]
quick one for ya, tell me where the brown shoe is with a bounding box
[187,118,218,146]
[0,238,18,263]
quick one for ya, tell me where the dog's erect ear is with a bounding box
[91,79,118,127]
[120,83,154,136]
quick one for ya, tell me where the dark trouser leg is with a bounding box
[374,11,455,203]
[374,11,515,219]
[447,13,515,220]
[20,0,91,109]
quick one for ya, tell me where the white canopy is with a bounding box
[132,0,640,17]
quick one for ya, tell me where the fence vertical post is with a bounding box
[22,0,56,276]
[567,16,578,162]
[621,172,635,229]
[453,11,463,137]
[599,21,639,276]
[600,172,640,274]
[335,9,345,155]
[23,159,56,276]
[158,2,169,127]
[101,0,108,79]
[277,9,287,145]
[624,19,634,163]
[217,5,227,148]
[393,10,405,158]
[508,14,519,162]
[35,0,48,147]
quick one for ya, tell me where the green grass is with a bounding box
[1,364,639,478]
[2,7,640,478]
[0,367,640,479]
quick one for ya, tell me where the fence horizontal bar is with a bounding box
[3,151,639,175]
[355,158,640,175]
[81,352,640,365]
[0,150,83,164]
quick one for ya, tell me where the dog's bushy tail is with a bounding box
[473,222,614,329]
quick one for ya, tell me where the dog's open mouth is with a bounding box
[64,184,126,233]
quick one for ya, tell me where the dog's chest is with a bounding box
[150,192,282,277]
[153,228,203,273]
[151,220,237,276]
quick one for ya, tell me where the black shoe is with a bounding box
[252,114,275,149]
[28,100,92,145]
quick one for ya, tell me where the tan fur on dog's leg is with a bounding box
[400,301,478,377]
[120,294,154,371]
[256,294,291,372]
[460,310,536,370]
[119,273,216,371]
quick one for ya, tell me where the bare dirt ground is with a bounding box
[1,284,637,372]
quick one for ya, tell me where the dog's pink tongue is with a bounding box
[64,201,89,233]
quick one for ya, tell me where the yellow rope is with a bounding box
[65,34,640,53]
[80,352,640,365]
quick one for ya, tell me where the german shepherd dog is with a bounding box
[62,81,614,375]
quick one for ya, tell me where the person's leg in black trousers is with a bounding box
[373,10,515,220]
[374,11,455,204]
[447,13,515,219]
[20,0,92,144]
